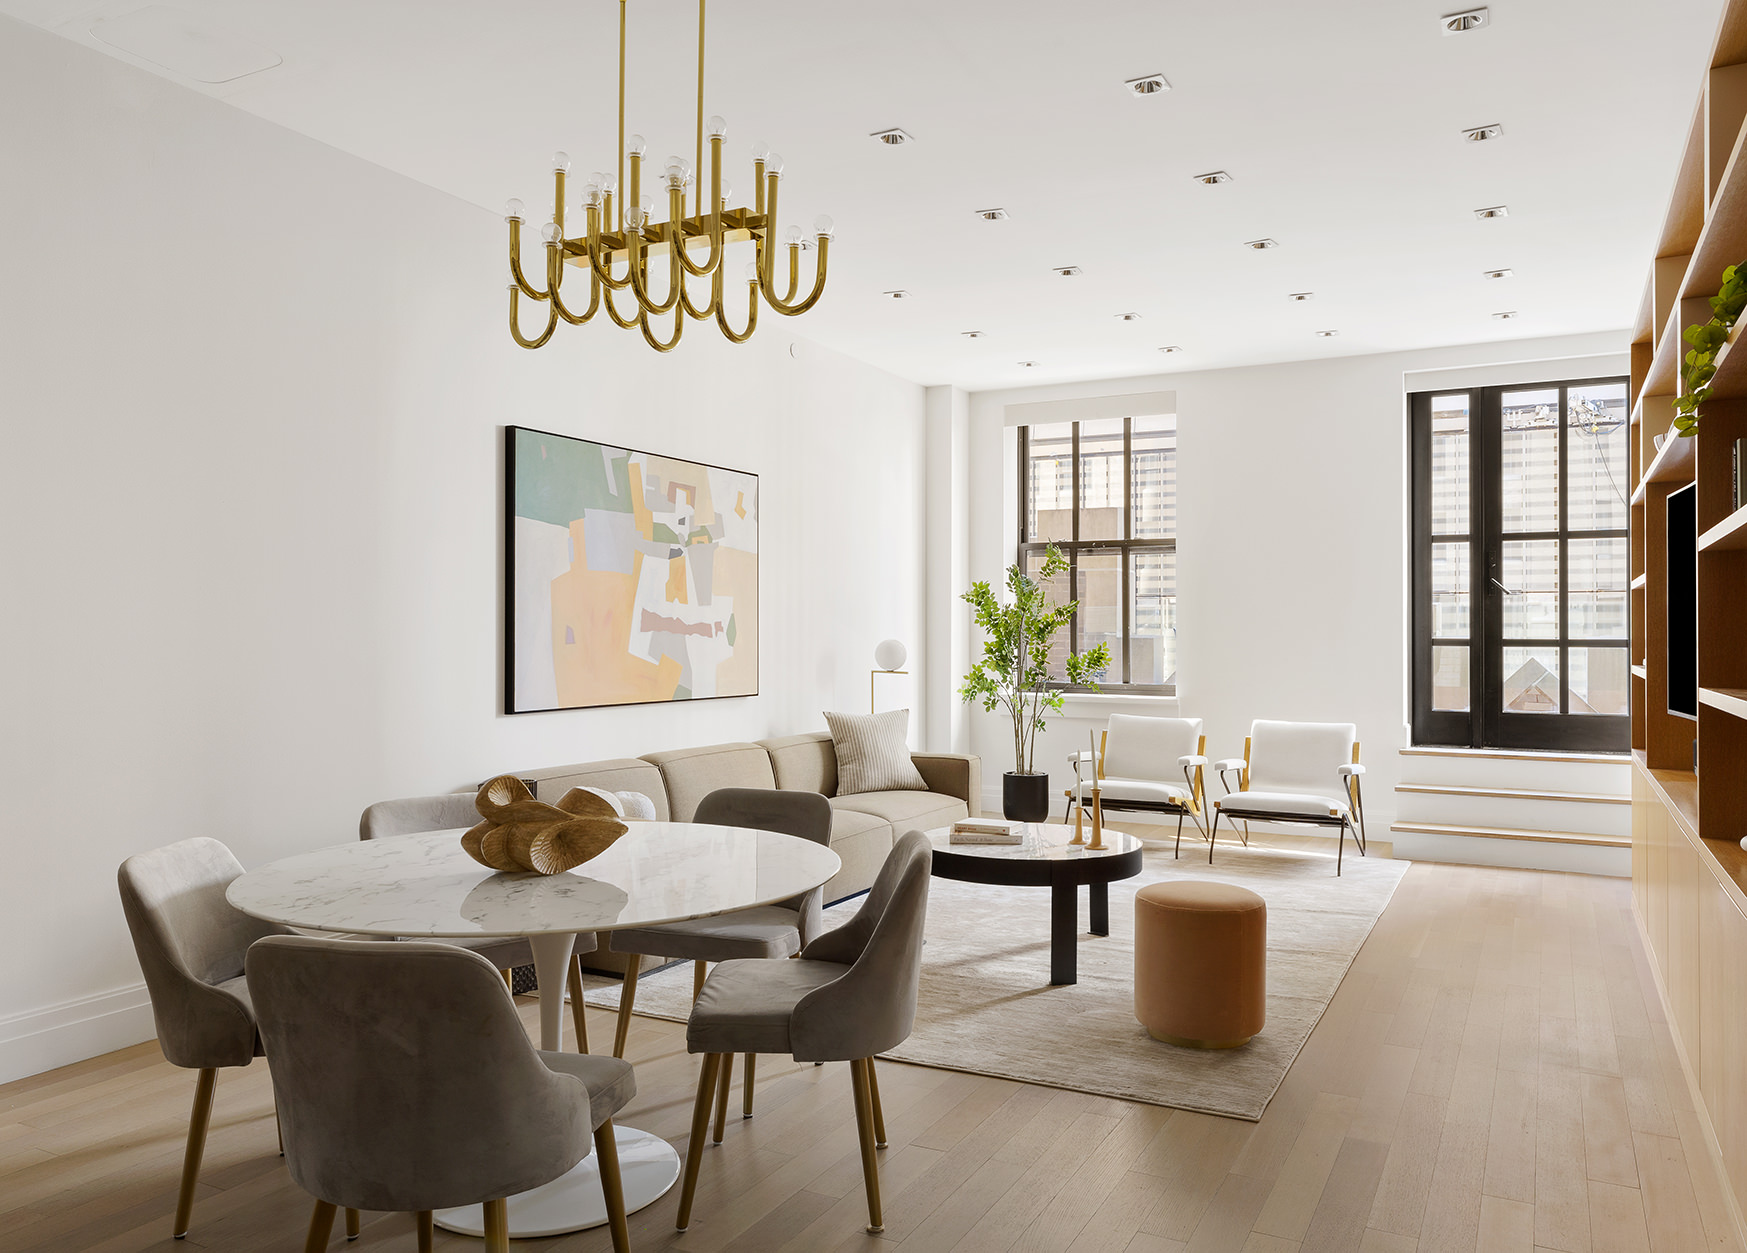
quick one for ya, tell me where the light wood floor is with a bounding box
[3,859,1741,1253]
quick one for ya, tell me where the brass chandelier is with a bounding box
[505,0,832,352]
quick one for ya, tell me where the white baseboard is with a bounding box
[1389,830,1630,877]
[0,982,156,1085]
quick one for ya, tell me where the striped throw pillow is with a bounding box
[825,709,929,795]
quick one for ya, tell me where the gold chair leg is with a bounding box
[849,1058,885,1234]
[594,1118,633,1253]
[482,1198,509,1253]
[612,957,640,1059]
[693,959,708,1000]
[867,1057,887,1148]
[676,1053,724,1230]
[345,1207,359,1240]
[742,1053,756,1118]
[502,967,513,990]
[567,955,590,1053]
[173,1067,217,1238]
[713,1051,733,1143]
[416,1211,434,1253]
[304,1200,337,1253]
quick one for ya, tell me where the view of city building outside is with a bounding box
[1022,415,1176,689]
[1428,381,1629,719]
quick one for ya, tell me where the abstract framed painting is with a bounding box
[505,425,759,713]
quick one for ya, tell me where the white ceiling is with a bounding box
[10,0,1724,388]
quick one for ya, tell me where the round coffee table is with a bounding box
[923,823,1143,985]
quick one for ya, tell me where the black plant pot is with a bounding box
[1002,771,1051,823]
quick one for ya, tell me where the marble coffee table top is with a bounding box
[227,823,841,938]
[924,822,1143,862]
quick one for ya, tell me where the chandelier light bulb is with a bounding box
[552,150,571,173]
[600,173,617,194]
[625,206,643,229]
[750,141,770,161]
[504,198,525,221]
[627,134,647,157]
[765,152,784,176]
[707,114,728,137]
[719,181,734,204]
[541,221,562,244]
[813,214,835,238]
[784,225,803,246]
[744,262,759,284]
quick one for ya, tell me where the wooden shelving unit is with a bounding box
[1628,5,1747,1240]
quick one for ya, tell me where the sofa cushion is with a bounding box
[824,709,928,795]
[829,790,967,832]
[823,822,894,904]
[519,759,671,821]
[761,732,838,795]
[641,743,777,822]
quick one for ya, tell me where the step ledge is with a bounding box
[1389,822,1629,848]
[1393,784,1630,805]
[1399,747,1629,764]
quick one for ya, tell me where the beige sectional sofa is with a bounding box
[514,731,980,909]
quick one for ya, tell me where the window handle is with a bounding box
[1490,576,1516,596]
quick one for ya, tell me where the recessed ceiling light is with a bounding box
[976,207,1010,221]
[1244,238,1279,250]
[869,127,913,145]
[1194,171,1233,185]
[882,290,911,300]
[1018,360,1040,368]
[1124,73,1170,97]
[1441,7,1490,33]
[961,330,986,338]
[1492,310,1518,320]
[1474,205,1509,219]
[1052,265,1083,277]
[1115,312,1143,322]
[1483,267,1514,279]
[1289,292,1314,302]
[1158,345,1182,354]
[1463,123,1503,143]
[1315,329,1339,338]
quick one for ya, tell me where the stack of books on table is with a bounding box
[949,818,1024,845]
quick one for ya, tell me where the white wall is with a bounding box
[957,334,1630,831]
[0,19,925,1082]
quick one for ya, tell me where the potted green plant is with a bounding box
[959,545,1113,821]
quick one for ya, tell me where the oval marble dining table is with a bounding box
[227,822,841,1238]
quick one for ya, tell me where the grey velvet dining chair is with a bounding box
[674,830,932,1236]
[117,837,351,1240]
[360,792,598,1051]
[246,935,637,1253]
[606,786,834,1128]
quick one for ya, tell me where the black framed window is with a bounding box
[1410,379,1630,750]
[1017,414,1176,693]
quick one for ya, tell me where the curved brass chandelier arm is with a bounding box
[766,237,829,316]
[508,219,549,300]
[602,281,642,329]
[551,248,600,325]
[637,304,684,353]
[679,268,716,321]
[714,272,759,344]
[626,226,683,315]
[676,138,726,278]
[509,287,559,349]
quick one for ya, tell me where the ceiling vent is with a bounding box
[1463,123,1504,143]
[869,127,913,146]
[1124,74,1171,97]
[1441,7,1490,33]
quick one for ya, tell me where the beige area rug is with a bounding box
[582,840,1407,1121]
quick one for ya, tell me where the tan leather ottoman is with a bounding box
[1134,880,1266,1048]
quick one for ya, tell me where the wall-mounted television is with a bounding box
[1667,481,1698,720]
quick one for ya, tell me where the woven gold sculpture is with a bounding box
[461,775,630,874]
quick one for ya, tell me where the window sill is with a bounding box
[1059,692,1180,717]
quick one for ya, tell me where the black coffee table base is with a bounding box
[932,843,1144,986]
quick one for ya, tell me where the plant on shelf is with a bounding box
[1674,260,1747,436]
[959,544,1113,821]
